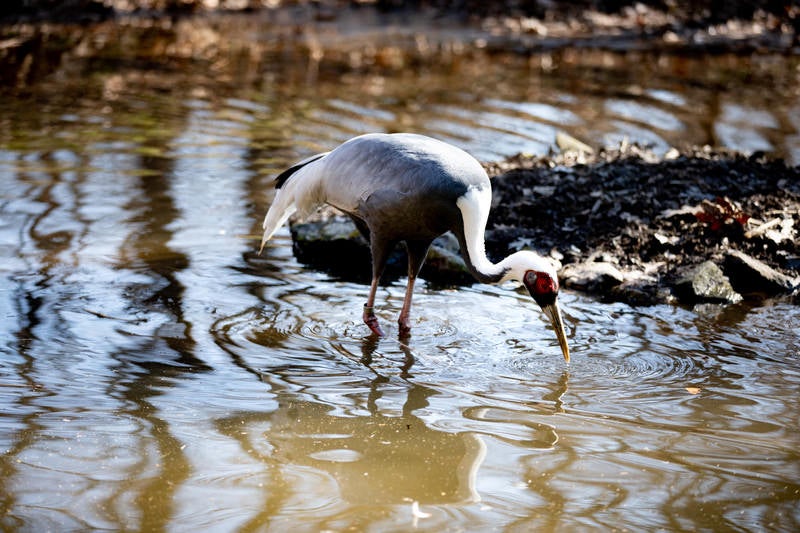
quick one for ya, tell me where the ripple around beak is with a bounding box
[542,301,570,363]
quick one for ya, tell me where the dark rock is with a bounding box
[290,215,473,286]
[608,282,671,306]
[416,233,474,286]
[723,250,799,296]
[673,261,742,304]
[292,216,365,243]
[290,216,372,282]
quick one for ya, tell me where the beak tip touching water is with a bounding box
[542,301,570,364]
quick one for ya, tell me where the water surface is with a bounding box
[1,19,799,531]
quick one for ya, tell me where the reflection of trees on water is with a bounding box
[0,150,67,530]
[108,148,204,530]
[4,14,798,161]
[0,97,210,528]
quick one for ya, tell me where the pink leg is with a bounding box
[363,277,384,336]
[397,275,417,337]
[397,240,430,338]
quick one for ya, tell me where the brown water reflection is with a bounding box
[1,15,799,532]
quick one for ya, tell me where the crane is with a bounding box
[260,133,570,362]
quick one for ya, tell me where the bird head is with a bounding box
[504,251,571,363]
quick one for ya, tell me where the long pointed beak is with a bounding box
[542,300,570,363]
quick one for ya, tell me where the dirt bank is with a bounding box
[484,142,800,304]
[2,1,797,55]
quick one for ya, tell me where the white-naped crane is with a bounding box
[260,133,570,362]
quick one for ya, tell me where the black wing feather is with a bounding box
[274,152,328,189]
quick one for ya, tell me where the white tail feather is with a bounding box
[259,155,327,254]
[259,201,296,253]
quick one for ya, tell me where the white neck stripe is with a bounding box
[456,186,505,279]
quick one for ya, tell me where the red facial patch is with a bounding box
[524,271,557,297]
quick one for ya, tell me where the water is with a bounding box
[1,16,800,531]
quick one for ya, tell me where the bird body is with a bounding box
[261,133,570,362]
[263,134,479,245]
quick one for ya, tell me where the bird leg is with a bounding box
[397,274,417,337]
[398,240,432,337]
[363,278,385,336]
[363,233,395,337]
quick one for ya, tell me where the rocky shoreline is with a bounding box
[2,1,798,57]
[291,138,800,307]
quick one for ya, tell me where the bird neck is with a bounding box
[460,246,534,285]
[454,187,549,285]
[462,247,508,284]
[454,217,517,283]
[455,185,512,284]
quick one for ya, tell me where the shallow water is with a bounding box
[1,18,800,531]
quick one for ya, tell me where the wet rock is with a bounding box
[417,232,473,286]
[290,215,473,285]
[672,261,742,304]
[722,249,799,296]
[290,216,372,281]
[560,261,624,292]
[608,282,670,306]
[606,268,671,305]
[292,215,365,243]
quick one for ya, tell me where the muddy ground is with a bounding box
[482,143,800,304]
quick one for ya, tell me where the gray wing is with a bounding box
[319,133,489,214]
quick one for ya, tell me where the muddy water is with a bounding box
[1,18,800,531]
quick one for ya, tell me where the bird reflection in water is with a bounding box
[219,366,486,509]
[359,333,415,379]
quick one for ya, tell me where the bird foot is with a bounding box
[363,305,385,337]
[398,319,412,339]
